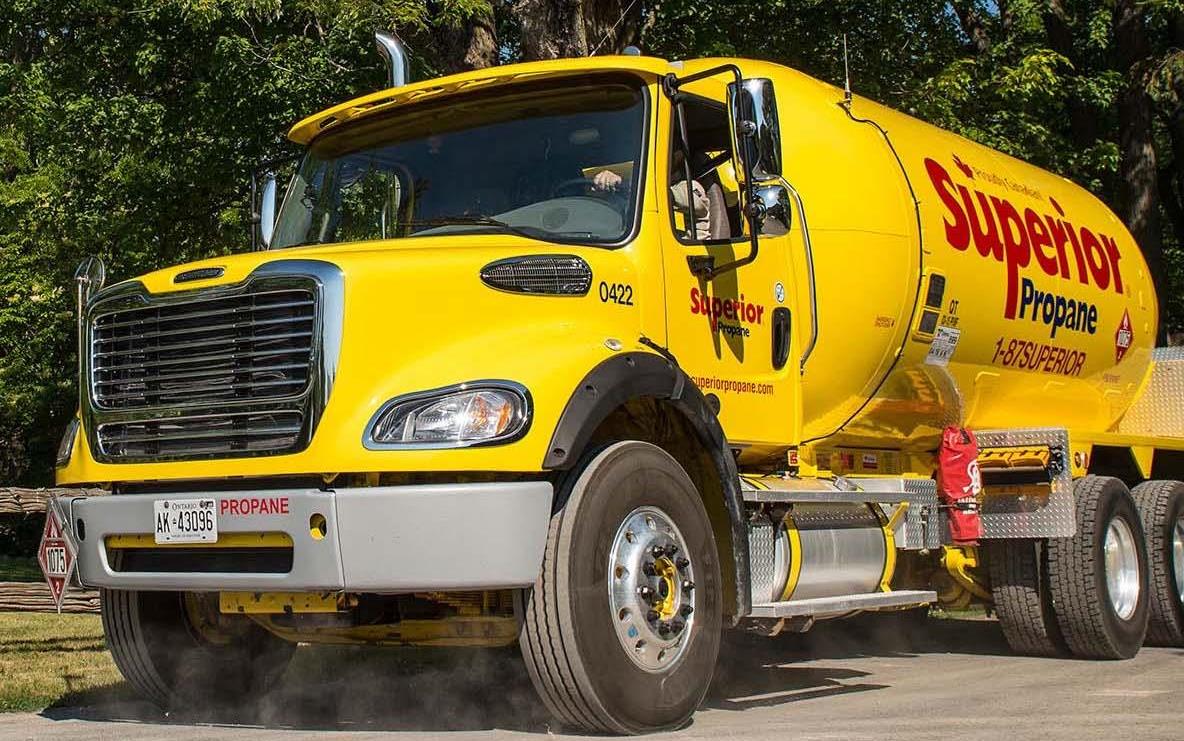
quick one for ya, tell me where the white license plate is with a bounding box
[153,499,218,544]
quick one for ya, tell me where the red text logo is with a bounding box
[220,497,290,516]
[925,157,1124,321]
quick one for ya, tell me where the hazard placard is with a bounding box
[37,499,77,613]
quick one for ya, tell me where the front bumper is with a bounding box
[68,482,553,592]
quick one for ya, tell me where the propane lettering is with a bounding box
[220,497,290,516]
[1017,278,1098,338]
[924,157,1124,321]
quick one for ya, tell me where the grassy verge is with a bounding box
[0,556,42,583]
[0,612,124,712]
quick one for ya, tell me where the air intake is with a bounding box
[480,255,593,296]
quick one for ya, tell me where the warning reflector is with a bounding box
[37,500,76,613]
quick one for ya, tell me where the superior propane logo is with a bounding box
[924,156,1124,340]
[690,288,766,338]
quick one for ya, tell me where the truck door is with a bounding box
[658,84,804,450]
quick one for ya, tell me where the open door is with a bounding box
[658,71,807,452]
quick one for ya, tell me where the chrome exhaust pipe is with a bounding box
[374,32,409,88]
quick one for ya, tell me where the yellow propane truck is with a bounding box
[44,37,1184,733]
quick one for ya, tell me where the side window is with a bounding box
[668,98,743,243]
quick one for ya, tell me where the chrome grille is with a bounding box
[91,289,315,410]
[98,411,305,460]
[82,263,341,464]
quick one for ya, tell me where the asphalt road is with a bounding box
[1,615,1180,741]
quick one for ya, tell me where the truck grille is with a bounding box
[92,288,315,410]
[85,270,334,463]
[97,411,306,460]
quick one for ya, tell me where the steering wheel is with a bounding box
[552,177,628,212]
[552,177,599,197]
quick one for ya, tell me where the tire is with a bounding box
[102,589,295,708]
[1047,476,1150,659]
[518,441,723,734]
[986,539,1065,656]
[1131,480,1184,646]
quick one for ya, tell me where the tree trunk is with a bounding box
[436,8,499,73]
[1042,0,1099,151]
[1114,0,1166,342]
[512,0,643,60]
[515,0,589,60]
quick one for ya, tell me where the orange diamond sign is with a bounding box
[37,501,76,613]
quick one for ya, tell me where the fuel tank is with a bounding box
[757,62,1158,449]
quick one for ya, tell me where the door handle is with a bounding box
[772,307,791,370]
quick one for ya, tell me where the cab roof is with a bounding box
[287,56,754,145]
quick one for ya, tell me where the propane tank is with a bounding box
[748,61,1158,450]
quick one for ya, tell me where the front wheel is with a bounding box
[518,441,723,734]
[102,589,295,709]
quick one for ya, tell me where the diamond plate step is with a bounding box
[747,590,936,619]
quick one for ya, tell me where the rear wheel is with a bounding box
[102,589,295,708]
[986,539,1065,656]
[1131,480,1184,646]
[518,441,723,734]
[1047,476,1149,659]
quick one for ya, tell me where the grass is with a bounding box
[0,612,124,712]
[0,556,42,582]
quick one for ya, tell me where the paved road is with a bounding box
[1,616,1180,740]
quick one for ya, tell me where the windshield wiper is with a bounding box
[407,215,577,243]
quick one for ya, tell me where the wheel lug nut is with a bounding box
[637,586,655,602]
[671,618,686,633]
[650,545,664,558]
[646,609,660,622]
[680,605,694,617]
[664,544,678,557]
[682,580,695,592]
[675,556,689,569]
[657,621,671,636]
[643,561,657,576]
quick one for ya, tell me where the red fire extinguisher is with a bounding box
[937,426,983,545]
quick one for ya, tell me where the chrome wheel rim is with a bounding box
[1173,515,1184,605]
[1104,517,1141,621]
[608,506,696,673]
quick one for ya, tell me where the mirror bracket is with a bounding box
[687,255,716,278]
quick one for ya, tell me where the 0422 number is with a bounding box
[599,281,634,306]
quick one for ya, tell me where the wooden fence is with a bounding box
[0,581,100,613]
[2,487,105,614]
[0,486,106,515]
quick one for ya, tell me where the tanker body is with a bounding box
[45,48,1184,734]
[734,61,1158,454]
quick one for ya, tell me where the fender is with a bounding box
[544,351,751,619]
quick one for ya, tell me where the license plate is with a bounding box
[154,499,218,544]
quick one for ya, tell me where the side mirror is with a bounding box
[74,255,106,306]
[728,78,782,183]
[754,184,791,236]
[258,172,278,249]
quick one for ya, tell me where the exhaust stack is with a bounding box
[375,32,409,88]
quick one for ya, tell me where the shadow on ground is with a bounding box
[40,614,1010,734]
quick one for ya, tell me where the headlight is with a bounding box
[365,383,530,448]
[56,418,80,468]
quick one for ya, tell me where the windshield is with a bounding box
[271,76,647,249]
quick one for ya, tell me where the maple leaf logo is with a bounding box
[952,154,974,179]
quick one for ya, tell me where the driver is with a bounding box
[590,154,711,239]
